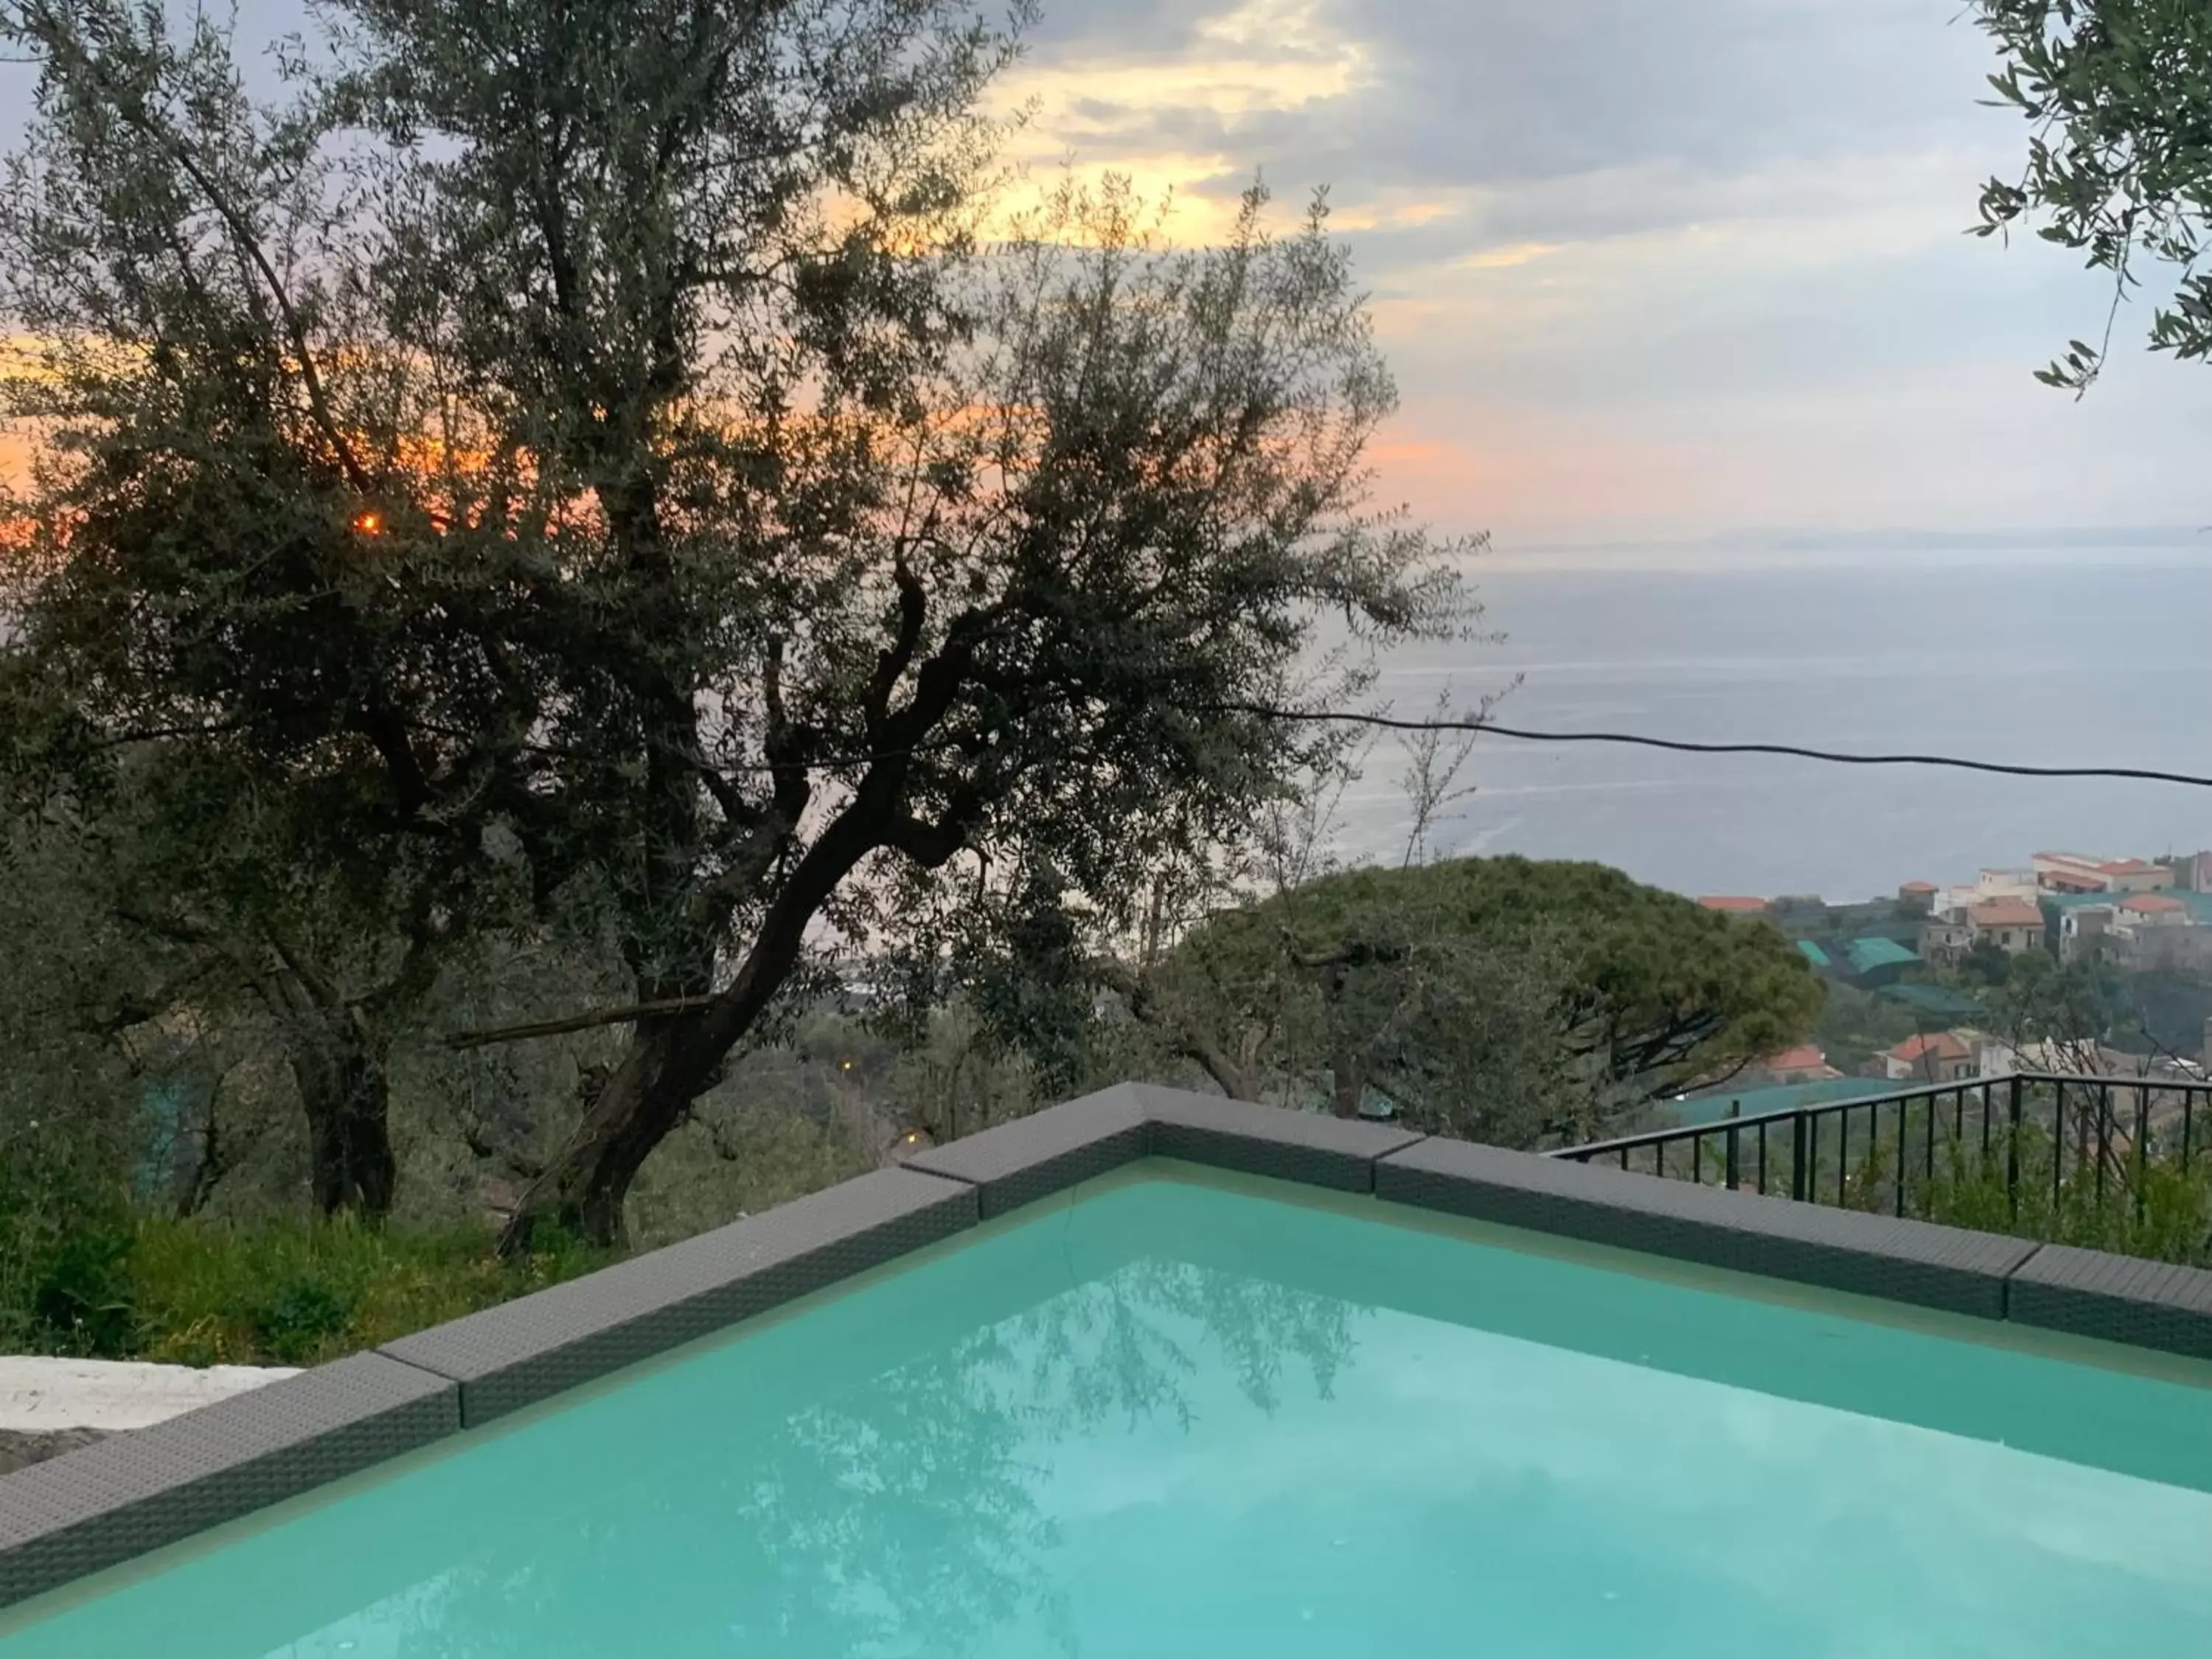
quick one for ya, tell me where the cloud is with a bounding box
[992,0,1381,238]
[1449,243,1563,271]
[1000,0,2211,535]
[1006,0,2001,213]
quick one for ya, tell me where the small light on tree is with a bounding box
[353,512,381,535]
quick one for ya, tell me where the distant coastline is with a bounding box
[1484,524,2212,556]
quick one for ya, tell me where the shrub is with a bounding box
[0,1124,139,1358]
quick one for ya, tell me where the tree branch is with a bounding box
[355,694,435,821]
[94,956,220,1034]
[115,901,218,947]
[865,559,928,737]
[442,992,727,1051]
[19,4,378,495]
[883,790,978,870]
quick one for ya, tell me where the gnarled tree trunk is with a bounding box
[283,1004,398,1217]
[496,890,815,1253]
[499,1012,720,1248]
[495,779,967,1252]
[248,938,403,1220]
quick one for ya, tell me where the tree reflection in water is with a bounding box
[386,1259,1359,1658]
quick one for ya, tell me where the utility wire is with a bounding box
[131,702,2212,790]
[1204,703,2212,790]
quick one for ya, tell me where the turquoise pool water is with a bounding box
[6,1172,2212,1657]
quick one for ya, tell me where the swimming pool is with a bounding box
[4,1161,2209,1658]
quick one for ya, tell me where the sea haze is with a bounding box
[1346,534,2212,900]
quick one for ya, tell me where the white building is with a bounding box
[2034,851,2113,894]
[1937,869,2037,913]
[2109,894,2212,970]
[2058,904,2115,961]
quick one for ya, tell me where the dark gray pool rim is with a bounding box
[6,1079,2211,1611]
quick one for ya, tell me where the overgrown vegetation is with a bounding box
[13,1215,608,1366]
[1922,1138,2212,1268]
[1633,1098,2212,1267]
[0,1033,876,1361]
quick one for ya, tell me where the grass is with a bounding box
[1,1096,878,1365]
[0,1088,884,1365]
[4,1209,611,1366]
[124,1218,611,1366]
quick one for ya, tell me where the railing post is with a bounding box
[1724,1100,1741,1192]
[2055,1079,2069,1216]
[2006,1073,2023,1222]
[2133,1084,2149,1223]
[1790,1109,1809,1203]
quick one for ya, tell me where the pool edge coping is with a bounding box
[6,1081,2211,1610]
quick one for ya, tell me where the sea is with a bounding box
[1340,532,2212,902]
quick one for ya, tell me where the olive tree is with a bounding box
[1,0,1468,1245]
[1969,0,2212,392]
[0,0,552,1213]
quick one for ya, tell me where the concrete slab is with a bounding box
[0,1359,301,1434]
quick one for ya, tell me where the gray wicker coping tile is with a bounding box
[1375,1137,2037,1318]
[905,1084,1425,1213]
[0,1352,456,1613]
[383,1166,976,1426]
[2006,1244,2212,1360]
[1141,1085,1424,1192]
[905,1083,1151,1217]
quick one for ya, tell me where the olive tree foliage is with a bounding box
[0,810,156,1351]
[1131,857,1825,1147]
[0,746,425,1220]
[0,799,320,1347]
[1969,0,2212,392]
[0,0,1470,1245]
[0,0,548,1215]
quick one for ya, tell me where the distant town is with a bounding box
[1675,849,2212,1122]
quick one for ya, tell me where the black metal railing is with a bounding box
[1548,1071,2212,1245]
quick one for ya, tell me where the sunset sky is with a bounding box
[999,0,2211,546]
[5,0,2208,546]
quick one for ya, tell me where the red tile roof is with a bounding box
[2121,893,2185,914]
[1698,896,1768,913]
[1889,1032,1971,1063]
[2098,859,2158,874]
[1899,881,1937,893]
[1969,898,2042,928]
[1764,1045,1828,1072]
